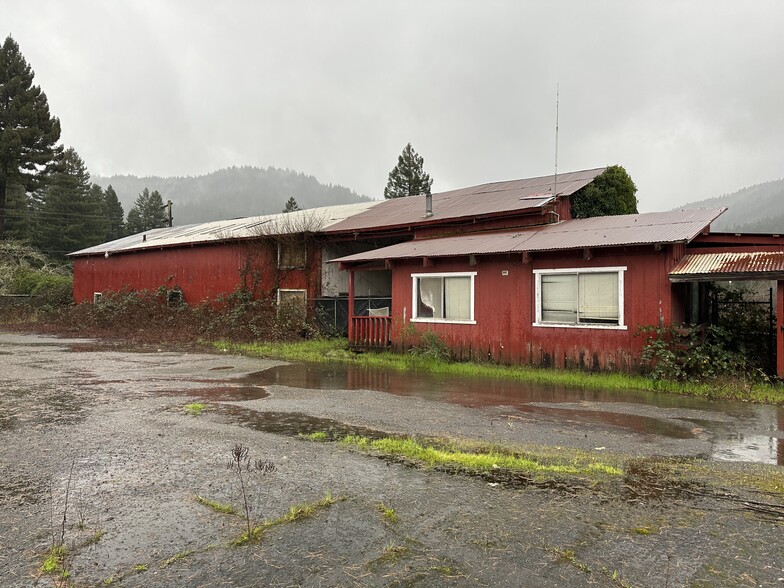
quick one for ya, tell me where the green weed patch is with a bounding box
[184,402,206,416]
[338,434,622,478]
[232,492,341,546]
[195,495,235,514]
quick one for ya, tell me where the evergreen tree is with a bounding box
[282,196,299,213]
[126,188,167,234]
[103,184,125,240]
[571,165,638,219]
[0,36,62,239]
[3,183,31,239]
[34,148,108,257]
[383,143,433,199]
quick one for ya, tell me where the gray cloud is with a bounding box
[6,0,784,210]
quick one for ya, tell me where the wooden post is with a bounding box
[348,269,355,344]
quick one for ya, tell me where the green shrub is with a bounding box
[639,324,752,382]
[10,269,73,305]
[408,329,451,362]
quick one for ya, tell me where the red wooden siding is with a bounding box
[778,281,783,378]
[73,241,321,305]
[388,246,677,371]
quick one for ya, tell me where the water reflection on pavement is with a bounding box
[251,363,784,465]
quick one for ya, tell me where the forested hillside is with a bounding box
[93,166,370,226]
[681,178,784,233]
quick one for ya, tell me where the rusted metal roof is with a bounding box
[324,167,606,233]
[670,251,784,281]
[69,201,382,257]
[331,208,727,264]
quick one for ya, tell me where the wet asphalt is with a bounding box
[0,332,782,587]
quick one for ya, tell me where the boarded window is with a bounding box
[412,273,475,322]
[278,241,306,268]
[278,289,307,320]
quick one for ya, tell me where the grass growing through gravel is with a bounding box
[298,431,328,441]
[216,338,784,405]
[159,549,194,568]
[195,495,235,514]
[40,545,67,577]
[377,502,398,523]
[337,434,623,478]
[232,492,341,546]
[184,402,206,416]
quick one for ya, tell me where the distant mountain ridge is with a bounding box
[680,178,784,233]
[92,166,371,226]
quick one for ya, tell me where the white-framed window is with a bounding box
[411,272,476,324]
[277,288,307,320]
[533,266,626,330]
[93,292,102,303]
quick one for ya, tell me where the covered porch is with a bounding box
[343,263,393,350]
[669,251,784,379]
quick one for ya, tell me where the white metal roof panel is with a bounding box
[69,201,381,257]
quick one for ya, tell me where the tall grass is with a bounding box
[215,338,784,405]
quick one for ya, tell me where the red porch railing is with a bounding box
[350,315,392,349]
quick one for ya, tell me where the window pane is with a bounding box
[279,242,306,268]
[444,276,471,320]
[578,273,618,323]
[541,274,577,323]
[279,290,307,320]
[417,277,443,318]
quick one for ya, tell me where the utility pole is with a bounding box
[161,200,173,227]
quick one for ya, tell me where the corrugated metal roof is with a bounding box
[69,201,381,257]
[331,208,727,264]
[670,251,784,281]
[324,167,606,233]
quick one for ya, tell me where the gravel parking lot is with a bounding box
[1,332,782,587]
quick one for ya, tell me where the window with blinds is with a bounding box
[536,267,625,328]
[412,272,476,323]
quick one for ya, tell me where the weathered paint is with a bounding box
[387,246,677,371]
[778,280,783,379]
[73,240,322,305]
[413,211,555,240]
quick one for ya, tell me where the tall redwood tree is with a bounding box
[0,36,61,239]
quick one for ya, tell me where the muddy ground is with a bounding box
[0,332,782,587]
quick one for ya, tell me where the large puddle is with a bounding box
[247,363,784,465]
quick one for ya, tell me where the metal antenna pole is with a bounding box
[554,83,559,198]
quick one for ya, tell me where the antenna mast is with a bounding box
[553,83,559,199]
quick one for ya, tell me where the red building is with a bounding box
[69,168,784,376]
[69,202,382,307]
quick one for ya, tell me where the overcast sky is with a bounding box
[5,1,784,211]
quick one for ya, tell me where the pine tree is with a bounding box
[126,188,167,234]
[0,36,62,239]
[282,196,299,213]
[34,148,108,257]
[383,143,433,199]
[3,183,31,239]
[104,185,125,240]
